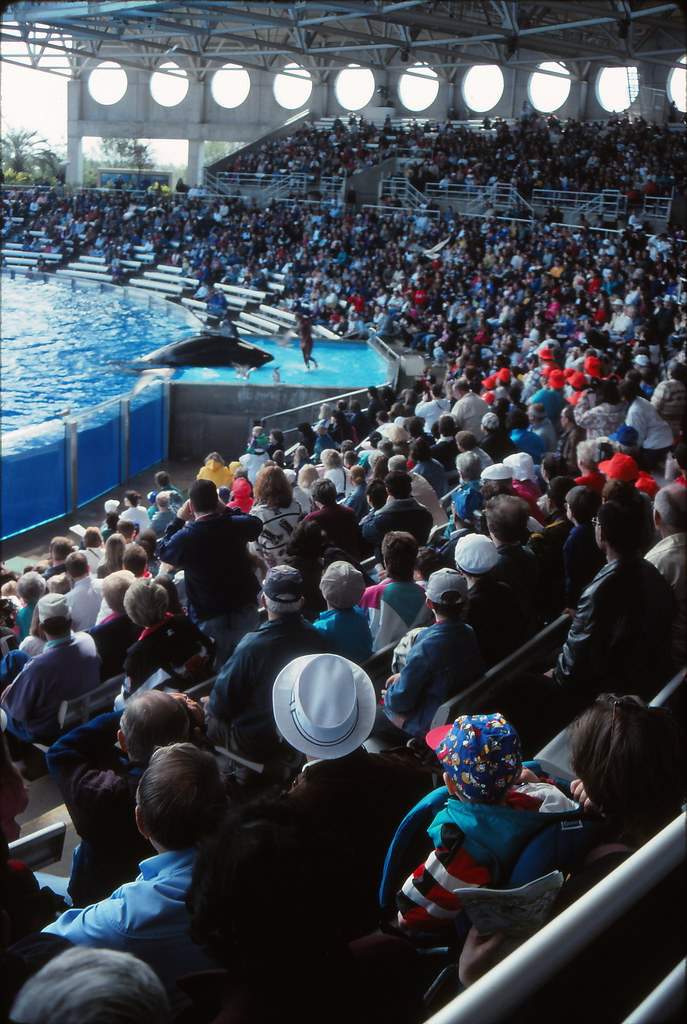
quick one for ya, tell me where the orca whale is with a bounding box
[116,325,274,372]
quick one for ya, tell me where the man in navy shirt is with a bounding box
[158,479,261,669]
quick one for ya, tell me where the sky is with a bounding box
[0,60,69,151]
[0,41,188,165]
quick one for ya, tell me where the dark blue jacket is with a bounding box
[384,619,485,736]
[46,711,149,907]
[159,509,261,622]
[207,615,329,750]
[361,498,433,563]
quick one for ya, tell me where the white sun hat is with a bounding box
[272,653,376,760]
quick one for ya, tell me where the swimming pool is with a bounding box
[1,274,389,436]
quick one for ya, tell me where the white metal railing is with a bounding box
[205,170,345,205]
[425,181,532,216]
[425,813,686,1024]
[381,177,439,215]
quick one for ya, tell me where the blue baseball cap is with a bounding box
[426,713,522,802]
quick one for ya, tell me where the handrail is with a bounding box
[622,958,685,1024]
[425,813,686,1024]
[261,387,375,428]
[430,613,572,728]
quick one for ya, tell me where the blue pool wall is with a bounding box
[1,272,396,540]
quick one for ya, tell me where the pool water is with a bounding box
[1,275,389,435]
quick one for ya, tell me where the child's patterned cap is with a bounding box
[425,713,522,802]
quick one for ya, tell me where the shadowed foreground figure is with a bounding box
[180,799,424,1024]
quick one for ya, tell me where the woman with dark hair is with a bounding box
[250,465,302,568]
[573,377,627,440]
[266,429,284,458]
[297,421,317,455]
[183,800,423,1024]
[458,696,686,1016]
[284,520,326,620]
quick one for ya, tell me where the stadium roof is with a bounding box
[2,1,685,82]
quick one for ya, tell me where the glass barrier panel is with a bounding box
[1,428,68,538]
[129,383,165,477]
[76,405,122,507]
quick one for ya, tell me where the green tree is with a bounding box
[1,128,64,179]
[99,138,154,171]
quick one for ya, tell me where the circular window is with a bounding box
[150,61,189,107]
[334,65,375,111]
[274,62,312,109]
[596,66,639,112]
[211,63,251,109]
[461,64,504,112]
[528,61,571,113]
[398,62,439,112]
[668,56,686,113]
[88,61,127,105]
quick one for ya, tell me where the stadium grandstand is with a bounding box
[1,3,685,1022]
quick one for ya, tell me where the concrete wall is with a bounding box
[169,382,355,461]
[66,54,680,185]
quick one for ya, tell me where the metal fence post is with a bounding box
[68,419,78,515]
[162,381,171,461]
[121,398,130,483]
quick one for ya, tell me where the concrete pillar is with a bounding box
[66,134,83,185]
[66,78,84,185]
[187,138,204,185]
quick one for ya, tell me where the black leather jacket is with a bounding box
[555,553,675,706]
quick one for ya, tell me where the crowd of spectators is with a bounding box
[1,112,686,1023]
[206,112,687,203]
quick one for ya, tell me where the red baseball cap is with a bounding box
[548,369,566,389]
[598,453,639,482]
[584,355,602,378]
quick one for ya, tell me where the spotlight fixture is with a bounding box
[400,48,409,62]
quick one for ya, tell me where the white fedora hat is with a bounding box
[272,653,376,760]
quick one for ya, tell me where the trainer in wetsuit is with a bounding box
[297,312,318,369]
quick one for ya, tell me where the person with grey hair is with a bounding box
[121,579,213,701]
[574,438,606,495]
[10,946,169,1024]
[206,565,328,765]
[88,569,139,681]
[645,483,686,668]
[0,593,100,747]
[65,550,102,632]
[16,571,46,643]
[149,491,175,537]
[42,743,227,1014]
[449,450,484,529]
[46,689,199,907]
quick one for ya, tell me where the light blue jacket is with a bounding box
[43,848,214,1013]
